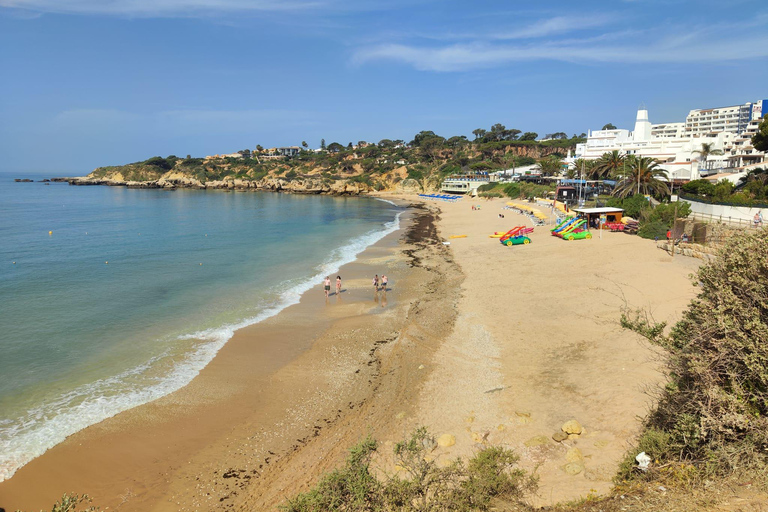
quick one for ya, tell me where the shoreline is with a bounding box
[0,191,404,486]
[0,200,449,511]
[1,194,705,510]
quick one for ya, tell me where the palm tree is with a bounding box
[534,155,563,176]
[592,150,625,179]
[612,156,670,198]
[692,143,724,173]
[570,158,598,180]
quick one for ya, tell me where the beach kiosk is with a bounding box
[571,207,624,229]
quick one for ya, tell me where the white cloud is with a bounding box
[487,14,619,40]
[352,30,768,71]
[0,0,325,16]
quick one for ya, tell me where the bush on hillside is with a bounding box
[621,230,768,478]
[503,182,554,200]
[143,156,176,170]
[281,428,537,511]
[477,183,499,193]
[512,156,536,167]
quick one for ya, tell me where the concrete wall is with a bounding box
[682,197,768,225]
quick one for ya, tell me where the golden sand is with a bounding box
[0,197,701,511]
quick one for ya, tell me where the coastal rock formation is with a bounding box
[58,173,371,196]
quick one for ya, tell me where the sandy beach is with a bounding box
[0,196,702,511]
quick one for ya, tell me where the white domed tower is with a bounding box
[633,103,652,142]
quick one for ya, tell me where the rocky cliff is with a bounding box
[61,173,372,196]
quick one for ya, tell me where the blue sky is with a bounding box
[1,0,767,173]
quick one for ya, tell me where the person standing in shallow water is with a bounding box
[336,276,342,295]
[324,276,331,298]
[381,274,388,292]
[373,274,379,291]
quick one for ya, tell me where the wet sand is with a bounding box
[1,195,703,510]
[1,204,451,511]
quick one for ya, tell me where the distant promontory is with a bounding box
[57,128,583,195]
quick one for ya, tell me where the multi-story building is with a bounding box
[684,100,765,137]
[575,99,766,182]
[650,122,685,139]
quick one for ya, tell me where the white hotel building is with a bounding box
[574,100,767,182]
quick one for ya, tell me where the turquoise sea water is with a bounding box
[0,174,402,482]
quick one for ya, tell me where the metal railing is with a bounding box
[688,212,764,229]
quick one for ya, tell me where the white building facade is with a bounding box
[575,99,767,182]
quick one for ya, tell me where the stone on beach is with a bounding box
[561,420,583,435]
[563,461,585,476]
[552,431,568,442]
[524,435,551,448]
[437,434,455,447]
[565,447,584,463]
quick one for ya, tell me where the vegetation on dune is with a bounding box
[620,230,768,480]
[15,493,98,512]
[281,428,537,512]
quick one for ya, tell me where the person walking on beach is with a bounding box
[381,274,388,292]
[336,275,342,295]
[324,276,331,298]
[373,274,379,291]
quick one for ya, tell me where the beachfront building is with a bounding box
[441,171,496,195]
[575,99,767,183]
[684,101,764,137]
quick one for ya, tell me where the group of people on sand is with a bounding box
[323,275,342,298]
[373,274,388,292]
[323,274,389,298]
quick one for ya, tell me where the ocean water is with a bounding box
[0,174,402,482]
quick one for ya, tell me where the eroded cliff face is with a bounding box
[70,141,575,196]
[63,172,372,195]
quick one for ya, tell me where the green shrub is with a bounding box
[607,194,650,219]
[503,183,520,198]
[16,493,98,512]
[637,220,669,239]
[281,436,380,512]
[647,201,691,225]
[407,166,424,181]
[143,156,174,170]
[622,230,768,478]
[477,183,500,193]
[282,428,536,511]
[469,161,497,171]
[681,179,715,196]
[511,156,536,167]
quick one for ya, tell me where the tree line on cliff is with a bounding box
[86,124,588,192]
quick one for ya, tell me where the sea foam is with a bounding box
[0,210,402,483]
